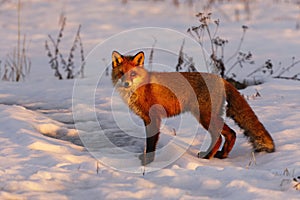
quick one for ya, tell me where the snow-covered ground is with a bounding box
[0,0,300,199]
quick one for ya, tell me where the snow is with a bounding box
[0,0,300,199]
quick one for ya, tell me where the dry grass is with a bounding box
[45,17,85,80]
[1,0,31,82]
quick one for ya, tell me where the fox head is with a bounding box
[111,51,149,89]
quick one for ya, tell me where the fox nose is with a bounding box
[123,82,130,88]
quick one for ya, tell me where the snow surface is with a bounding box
[0,0,300,199]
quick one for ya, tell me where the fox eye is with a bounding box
[130,71,137,77]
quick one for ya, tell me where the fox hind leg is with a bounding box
[200,135,223,159]
[196,113,224,159]
[214,123,236,159]
[200,124,236,159]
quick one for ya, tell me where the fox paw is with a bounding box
[197,151,212,159]
[139,152,155,166]
[197,151,227,159]
[214,151,227,159]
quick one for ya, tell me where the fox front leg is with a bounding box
[139,117,161,166]
[139,133,160,166]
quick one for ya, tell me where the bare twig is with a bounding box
[96,161,100,174]
[78,25,85,78]
[273,76,300,81]
[16,0,21,82]
[274,58,300,78]
[225,25,248,65]
[148,37,156,71]
[176,39,185,72]
[45,17,84,80]
[246,151,256,169]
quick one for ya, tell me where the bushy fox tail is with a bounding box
[224,80,275,153]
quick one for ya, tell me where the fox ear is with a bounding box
[133,51,144,67]
[112,51,124,68]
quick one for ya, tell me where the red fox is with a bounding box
[111,51,275,165]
